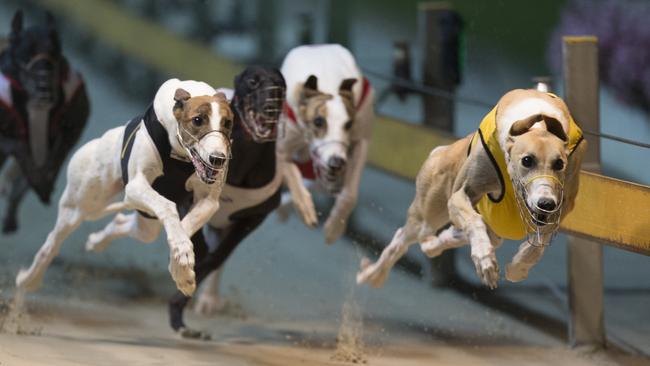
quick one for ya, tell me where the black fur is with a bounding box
[0,10,89,232]
[168,66,285,333]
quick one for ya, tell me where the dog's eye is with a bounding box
[313,116,326,128]
[344,120,353,131]
[223,118,233,130]
[192,116,204,127]
[248,76,260,89]
[552,159,565,171]
[521,155,535,168]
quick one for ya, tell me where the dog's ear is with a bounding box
[339,78,357,94]
[45,11,56,31]
[304,75,318,91]
[173,88,191,110]
[9,10,23,45]
[509,114,542,137]
[339,78,357,118]
[213,91,227,103]
[299,75,322,105]
[542,115,568,142]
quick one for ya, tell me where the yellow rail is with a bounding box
[39,0,650,255]
[40,0,242,88]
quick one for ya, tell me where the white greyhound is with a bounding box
[16,78,233,296]
[277,44,374,244]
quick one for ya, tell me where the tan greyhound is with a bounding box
[357,89,586,289]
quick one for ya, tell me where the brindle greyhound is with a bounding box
[168,66,286,339]
[0,10,89,233]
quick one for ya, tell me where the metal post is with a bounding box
[420,2,462,286]
[327,0,350,47]
[258,1,277,61]
[563,36,605,348]
[419,1,462,131]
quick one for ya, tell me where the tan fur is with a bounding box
[357,89,586,289]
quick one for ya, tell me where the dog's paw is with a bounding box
[505,262,530,282]
[85,231,108,252]
[324,215,347,244]
[169,238,196,296]
[420,235,444,258]
[356,257,389,288]
[473,255,500,289]
[194,293,226,317]
[177,326,212,341]
[16,268,43,292]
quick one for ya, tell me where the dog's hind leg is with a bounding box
[16,188,83,291]
[193,268,225,316]
[2,171,29,233]
[420,225,468,258]
[85,213,161,252]
[356,216,420,288]
[194,225,225,316]
[505,235,549,282]
[170,211,270,338]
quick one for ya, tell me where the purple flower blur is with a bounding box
[549,0,650,113]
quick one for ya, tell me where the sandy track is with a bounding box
[1,294,647,366]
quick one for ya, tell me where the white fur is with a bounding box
[16,79,228,297]
[277,44,374,244]
[496,97,568,151]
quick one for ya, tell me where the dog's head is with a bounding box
[233,66,286,142]
[172,88,234,185]
[295,75,358,193]
[506,114,569,226]
[7,10,63,105]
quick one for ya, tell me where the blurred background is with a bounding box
[0,0,649,364]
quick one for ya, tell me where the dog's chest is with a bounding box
[226,133,277,189]
[210,135,281,228]
[121,110,195,217]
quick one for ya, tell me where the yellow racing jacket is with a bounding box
[468,102,583,240]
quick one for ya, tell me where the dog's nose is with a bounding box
[327,156,347,172]
[537,198,557,211]
[208,153,227,168]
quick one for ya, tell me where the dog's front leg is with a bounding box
[283,162,318,227]
[125,174,195,296]
[448,185,500,289]
[181,177,223,237]
[505,234,551,282]
[324,139,367,244]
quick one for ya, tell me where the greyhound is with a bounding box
[165,66,286,339]
[357,89,586,289]
[16,78,232,297]
[0,10,89,233]
[277,44,374,244]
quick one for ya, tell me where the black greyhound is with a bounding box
[169,66,286,338]
[0,10,89,232]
